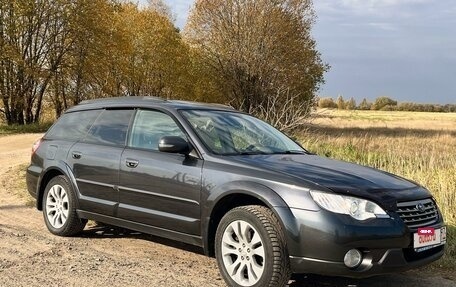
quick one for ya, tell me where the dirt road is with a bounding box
[0,134,454,287]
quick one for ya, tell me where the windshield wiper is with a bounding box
[272,150,308,155]
[237,150,308,155]
[238,151,269,155]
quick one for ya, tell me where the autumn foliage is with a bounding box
[1,0,327,126]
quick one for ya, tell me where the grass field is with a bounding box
[311,109,456,131]
[300,109,456,272]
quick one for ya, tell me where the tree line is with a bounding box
[0,0,327,131]
[319,96,456,113]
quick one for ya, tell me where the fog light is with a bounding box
[344,249,363,268]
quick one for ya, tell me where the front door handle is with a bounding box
[126,159,139,168]
[72,151,82,159]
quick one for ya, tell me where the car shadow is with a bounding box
[289,274,395,287]
[288,273,449,287]
[80,223,454,286]
[0,204,28,210]
[80,223,205,255]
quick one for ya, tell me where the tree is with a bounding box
[48,0,119,117]
[336,95,345,110]
[116,4,191,99]
[372,96,397,110]
[358,98,371,110]
[0,0,124,122]
[184,0,327,113]
[1,0,194,124]
[0,0,76,124]
[147,0,173,20]
[346,97,356,110]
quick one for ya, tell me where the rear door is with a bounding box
[69,109,134,216]
[118,109,203,235]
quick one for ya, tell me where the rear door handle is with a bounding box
[72,151,82,159]
[126,159,139,168]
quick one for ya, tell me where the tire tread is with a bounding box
[43,175,86,236]
[216,205,291,287]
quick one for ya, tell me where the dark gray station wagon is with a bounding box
[27,97,445,287]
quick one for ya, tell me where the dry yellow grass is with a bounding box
[299,109,456,270]
[313,109,456,131]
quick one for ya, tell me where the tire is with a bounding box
[215,205,291,287]
[42,175,86,236]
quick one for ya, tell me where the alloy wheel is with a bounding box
[45,184,69,229]
[221,220,266,286]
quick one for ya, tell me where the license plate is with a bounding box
[413,226,446,252]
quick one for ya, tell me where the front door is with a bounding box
[118,109,203,235]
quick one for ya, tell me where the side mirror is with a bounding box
[158,136,190,154]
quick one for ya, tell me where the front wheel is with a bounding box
[215,205,291,287]
[43,175,86,236]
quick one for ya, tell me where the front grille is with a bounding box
[396,198,438,228]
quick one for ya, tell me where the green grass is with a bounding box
[441,225,456,272]
[0,122,53,135]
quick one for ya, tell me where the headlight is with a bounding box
[310,191,389,220]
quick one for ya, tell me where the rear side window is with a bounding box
[84,109,134,146]
[46,110,101,141]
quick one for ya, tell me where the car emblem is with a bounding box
[416,203,426,212]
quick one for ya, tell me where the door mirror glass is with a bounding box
[159,136,190,154]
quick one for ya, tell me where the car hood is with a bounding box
[229,154,430,206]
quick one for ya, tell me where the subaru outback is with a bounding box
[26,97,445,287]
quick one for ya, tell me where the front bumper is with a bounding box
[289,246,444,278]
[276,207,445,278]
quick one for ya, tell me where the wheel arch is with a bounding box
[37,162,78,211]
[202,182,293,257]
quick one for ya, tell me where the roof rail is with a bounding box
[79,96,166,105]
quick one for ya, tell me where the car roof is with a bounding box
[66,96,235,113]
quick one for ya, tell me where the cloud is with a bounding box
[367,22,397,31]
[315,0,433,19]
[341,0,431,7]
[163,0,192,28]
[313,0,456,103]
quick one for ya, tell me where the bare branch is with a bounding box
[248,88,313,133]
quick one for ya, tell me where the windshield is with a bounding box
[181,110,306,155]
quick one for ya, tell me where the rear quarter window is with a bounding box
[45,110,101,141]
[84,109,134,146]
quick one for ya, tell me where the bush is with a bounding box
[0,122,53,135]
[318,97,337,109]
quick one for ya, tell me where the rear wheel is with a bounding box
[43,176,86,236]
[215,205,291,287]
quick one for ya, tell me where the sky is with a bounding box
[157,0,456,104]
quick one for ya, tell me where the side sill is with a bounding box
[77,210,203,248]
